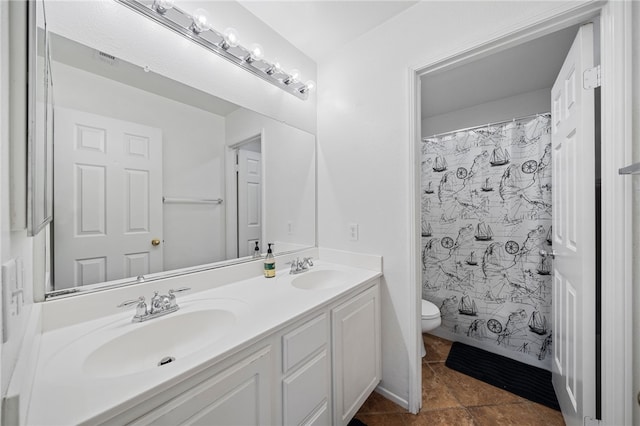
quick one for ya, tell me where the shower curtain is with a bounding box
[421,114,552,369]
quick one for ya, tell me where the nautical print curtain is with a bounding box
[421,114,553,369]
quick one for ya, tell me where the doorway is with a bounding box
[409,3,632,423]
[415,16,603,426]
[229,135,263,258]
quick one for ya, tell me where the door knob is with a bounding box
[539,249,556,259]
[151,239,161,246]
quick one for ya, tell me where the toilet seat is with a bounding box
[422,299,440,320]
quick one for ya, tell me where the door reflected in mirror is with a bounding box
[39,6,315,295]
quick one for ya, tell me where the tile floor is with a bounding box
[354,334,566,426]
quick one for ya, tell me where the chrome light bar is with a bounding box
[115,0,312,100]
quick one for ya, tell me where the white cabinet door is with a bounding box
[283,351,329,426]
[129,346,272,426]
[281,313,330,425]
[331,283,381,426]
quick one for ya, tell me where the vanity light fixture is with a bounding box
[117,0,315,100]
[245,43,264,63]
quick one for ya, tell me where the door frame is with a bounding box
[407,1,632,423]
[225,132,264,260]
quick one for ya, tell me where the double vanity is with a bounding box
[24,250,382,425]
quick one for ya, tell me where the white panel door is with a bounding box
[54,107,163,288]
[237,148,262,257]
[550,23,596,426]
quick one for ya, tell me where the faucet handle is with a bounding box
[168,287,191,308]
[117,296,145,308]
[303,257,314,267]
[289,258,300,274]
[118,296,148,319]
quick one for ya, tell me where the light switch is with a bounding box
[349,223,359,241]
[2,259,17,343]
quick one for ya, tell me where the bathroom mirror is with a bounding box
[27,1,54,236]
[34,0,316,298]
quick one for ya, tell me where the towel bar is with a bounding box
[162,196,223,204]
[619,163,640,175]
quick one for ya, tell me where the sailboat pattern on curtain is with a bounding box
[421,114,553,369]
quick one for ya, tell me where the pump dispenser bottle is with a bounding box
[264,243,275,278]
[253,241,260,258]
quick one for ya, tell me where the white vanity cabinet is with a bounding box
[331,283,381,426]
[97,279,380,426]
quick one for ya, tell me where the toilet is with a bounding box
[421,299,442,357]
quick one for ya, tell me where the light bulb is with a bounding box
[248,43,264,61]
[266,61,281,75]
[153,0,174,14]
[222,28,240,49]
[301,80,316,93]
[190,8,210,34]
[284,68,300,84]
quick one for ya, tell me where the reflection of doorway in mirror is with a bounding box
[53,107,163,289]
[236,138,262,258]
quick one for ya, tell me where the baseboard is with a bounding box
[374,384,409,411]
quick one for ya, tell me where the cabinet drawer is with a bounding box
[283,350,329,426]
[282,313,327,373]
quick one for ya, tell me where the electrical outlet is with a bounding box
[349,223,359,241]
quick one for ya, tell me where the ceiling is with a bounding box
[421,25,580,119]
[50,33,240,117]
[239,2,579,123]
[237,0,419,62]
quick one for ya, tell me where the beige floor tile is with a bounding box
[355,413,407,426]
[421,363,462,411]
[403,408,476,426]
[468,402,560,426]
[422,333,452,362]
[524,402,565,425]
[358,390,408,414]
[356,335,565,426]
[430,363,525,407]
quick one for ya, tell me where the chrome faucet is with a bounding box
[289,257,314,274]
[118,287,190,322]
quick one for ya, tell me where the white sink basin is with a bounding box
[291,269,349,290]
[82,307,237,378]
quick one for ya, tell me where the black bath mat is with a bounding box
[445,341,560,411]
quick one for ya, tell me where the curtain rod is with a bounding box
[422,112,551,141]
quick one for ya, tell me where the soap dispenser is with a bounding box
[264,243,275,278]
[253,241,261,259]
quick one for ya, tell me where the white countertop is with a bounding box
[26,260,381,425]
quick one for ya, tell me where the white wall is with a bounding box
[52,61,227,274]
[317,0,588,406]
[422,87,550,137]
[225,108,316,256]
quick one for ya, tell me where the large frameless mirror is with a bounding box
[27,0,54,236]
[32,0,316,299]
